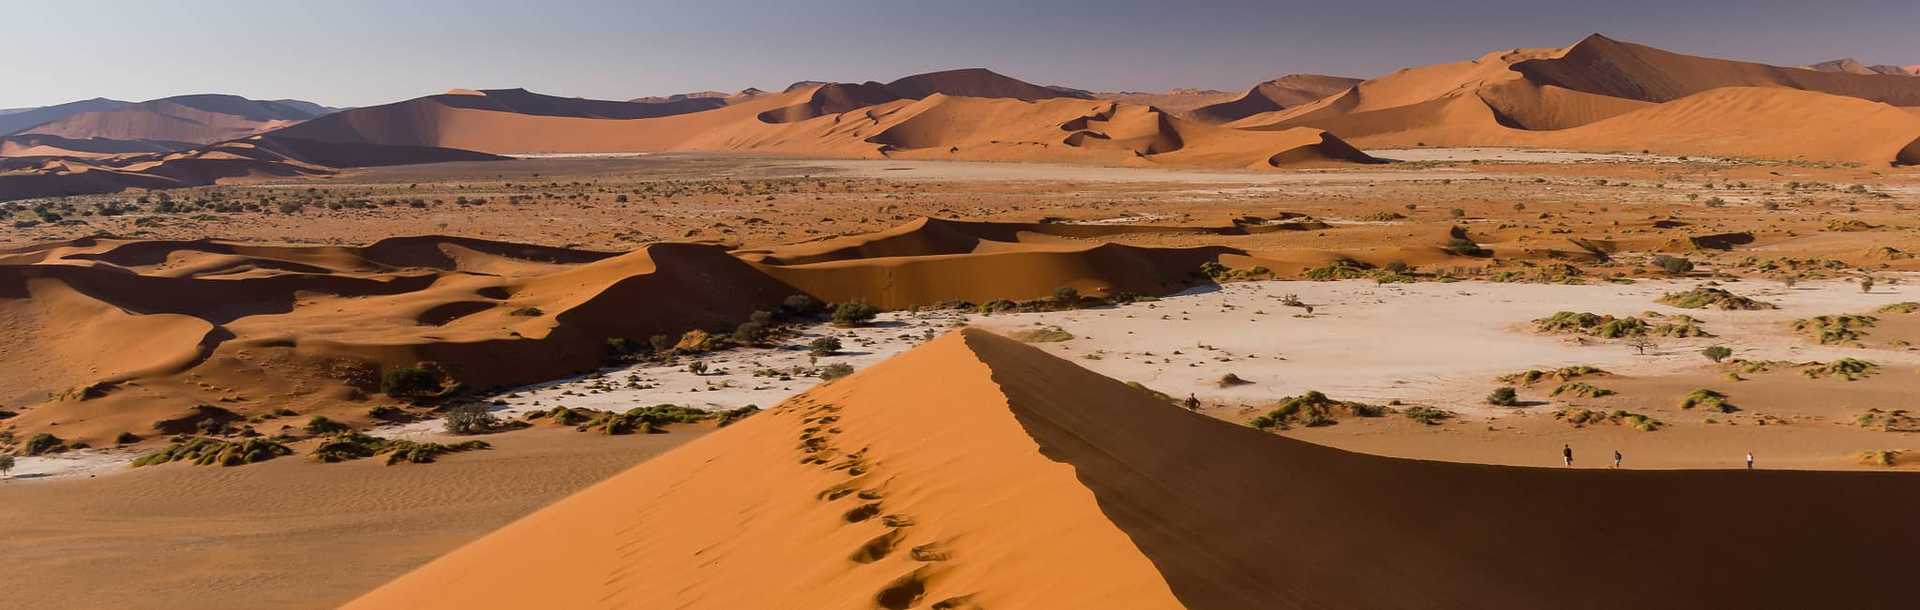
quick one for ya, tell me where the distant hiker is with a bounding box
[1562,444,1573,468]
[1184,393,1200,411]
[1612,450,1622,469]
[1746,451,1754,470]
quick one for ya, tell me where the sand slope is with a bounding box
[13,94,324,150]
[0,97,131,135]
[347,328,1920,609]
[1187,74,1361,123]
[0,219,1277,448]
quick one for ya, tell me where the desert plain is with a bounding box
[3,32,1919,610]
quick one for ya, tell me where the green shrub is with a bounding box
[1701,346,1733,362]
[831,300,879,327]
[1008,327,1074,343]
[1498,366,1606,385]
[133,437,291,467]
[1250,391,1385,430]
[1679,389,1735,413]
[1304,260,1371,280]
[1657,287,1775,310]
[115,432,142,445]
[1486,386,1519,406]
[819,363,855,380]
[1404,406,1452,425]
[809,336,843,356]
[305,416,351,435]
[1802,358,1878,381]
[443,403,500,435]
[23,433,65,456]
[781,294,824,317]
[1651,255,1694,275]
[1052,286,1080,308]
[382,367,442,398]
[1790,315,1876,345]
[1551,382,1615,398]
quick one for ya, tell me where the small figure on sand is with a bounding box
[1562,444,1573,468]
[1612,450,1622,469]
[1746,451,1754,470]
[1184,393,1200,411]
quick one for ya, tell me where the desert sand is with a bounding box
[346,329,1920,610]
[5,27,1920,610]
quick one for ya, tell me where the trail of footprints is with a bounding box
[794,400,979,610]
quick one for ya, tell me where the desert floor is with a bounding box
[2,152,1917,608]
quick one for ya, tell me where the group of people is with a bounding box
[1561,444,1755,469]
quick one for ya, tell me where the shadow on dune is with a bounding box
[968,330,1920,610]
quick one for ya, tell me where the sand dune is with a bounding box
[347,328,1920,609]
[0,97,130,135]
[1187,74,1361,123]
[13,94,323,150]
[0,219,1275,448]
[1521,35,1920,105]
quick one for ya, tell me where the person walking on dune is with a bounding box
[1612,449,1622,469]
[1562,444,1573,468]
[1746,451,1754,470]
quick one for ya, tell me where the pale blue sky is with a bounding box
[5,0,1916,108]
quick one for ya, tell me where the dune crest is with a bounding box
[346,328,1920,609]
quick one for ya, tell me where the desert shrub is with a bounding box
[1533,311,1707,338]
[1875,302,1920,314]
[133,437,291,467]
[23,433,65,455]
[648,334,674,352]
[1404,406,1451,425]
[1679,389,1735,413]
[1652,255,1694,275]
[1555,408,1662,431]
[1499,366,1606,385]
[310,432,386,463]
[1442,237,1488,256]
[687,360,708,374]
[1052,286,1080,308]
[732,320,769,344]
[1217,373,1252,387]
[717,405,760,427]
[1860,277,1875,293]
[115,432,142,445]
[781,294,824,317]
[1790,315,1876,345]
[305,416,351,435]
[831,300,880,327]
[383,440,490,465]
[1304,260,1372,280]
[1856,409,1919,432]
[367,405,412,422]
[1701,346,1733,362]
[382,367,442,398]
[1802,358,1878,381]
[443,403,500,435]
[1551,382,1615,398]
[818,363,855,380]
[1657,287,1775,310]
[1008,326,1074,343]
[0,454,13,477]
[1250,391,1385,430]
[809,336,843,356]
[1486,386,1519,406]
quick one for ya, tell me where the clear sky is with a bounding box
[6,0,1917,109]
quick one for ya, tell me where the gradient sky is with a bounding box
[7,0,1918,109]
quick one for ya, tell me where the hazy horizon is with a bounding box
[7,0,1918,109]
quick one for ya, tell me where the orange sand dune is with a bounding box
[348,328,1920,610]
[1187,74,1361,123]
[0,219,1281,447]
[1520,35,1920,105]
[13,94,322,151]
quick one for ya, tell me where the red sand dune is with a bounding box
[0,218,1298,447]
[346,328,1920,610]
[14,94,323,150]
[1186,74,1361,123]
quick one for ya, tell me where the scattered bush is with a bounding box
[1555,408,1663,431]
[818,363,856,381]
[1679,389,1735,413]
[1802,358,1878,381]
[305,416,351,436]
[1701,345,1733,363]
[310,432,489,465]
[1249,391,1386,430]
[1651,255,1694,275]
[1217,373,1253,387]
[1657,287,1775,310]
[382,366,442,398]
[115,432,142,445]
[1551,382,1615,398]
[1856,409,1919,432]
[1008,326,1074,343]
[1404,406,1451,425]
[809,336,843,356]
[1791,315,1876,345]
[23,433,65,456]
[831,300,880,327]
[1855,450,1903,467]
[1486,386,1520,406]
[781,294,825,317]
[443,403,502,435]
[1499,366,1607,385]
[133,437,291,467]
[1304,260,1372,280]
[1052,286,1080,308]
[0,454,13,477]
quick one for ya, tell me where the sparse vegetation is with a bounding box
[1651,255,1694,275]
[382,366,443,398]
[1008,326,1075,343]
[1499,366,1606,385]
[831,300,880,327]
[1403,406,1451,425]
[1533,311,1708,338]
[1701,345,1733,363]
[132,437,292,467]
[818,363,856,380]
[1217,373,1252,387]
[1855,450,1903,467]
[1551,382,1615,398]
[1554,408,1663,431]
[310,432,489,465]
[305,416,351,436]
[809,336,843,356]
[1790,314,1876,345]
[1657,287,1774,310]
[1249,391,1387,430]
[1801,358,1878,381]
[23,433,65,456]
[1856,409,1919,432]
[443,403,511,434]
[1679,389,1735,413]
[1486,386,1519,406]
